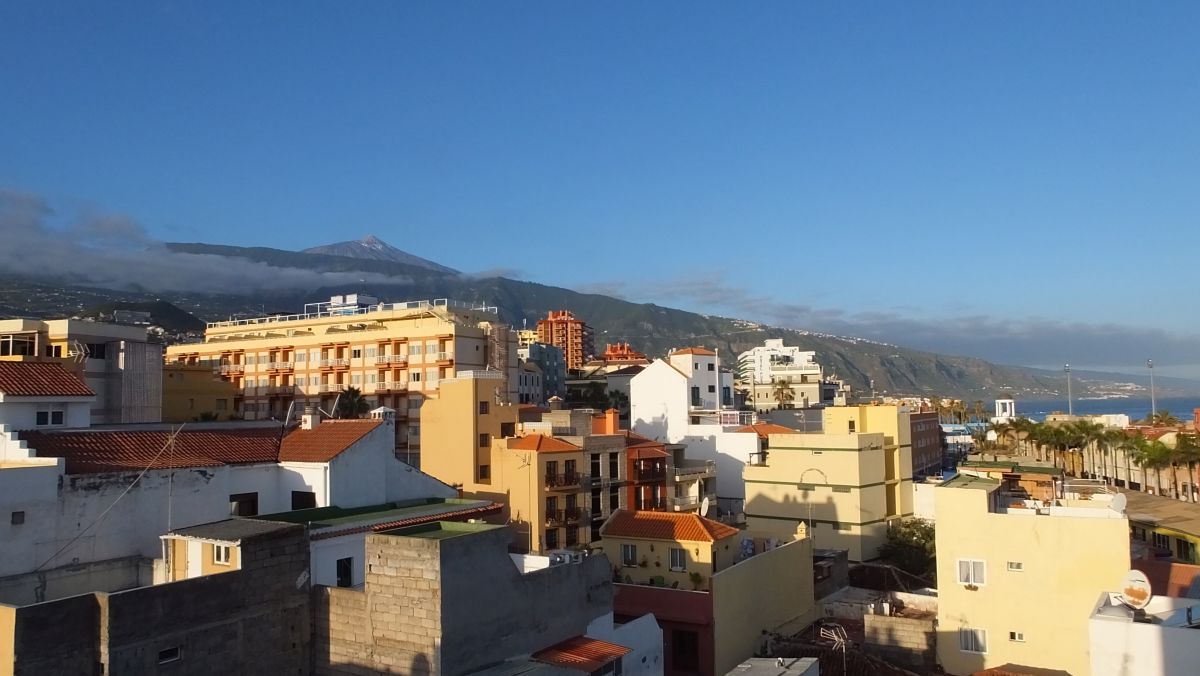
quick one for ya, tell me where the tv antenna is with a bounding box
[701,497,711,517]
[1118,569,1153,619]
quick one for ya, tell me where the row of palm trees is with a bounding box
[930,396,990,424]
[985,414,1200,502]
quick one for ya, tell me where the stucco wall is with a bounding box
[0,400,91,431]
[711,536,818,676]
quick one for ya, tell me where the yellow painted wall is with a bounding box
[162,364,238,422]
[421,375,519,489]
[600,533,737,590]
[934,483,1130,675]
[168,538,187,581]
[712,535,818,675]
[0,603,15,676]
[744,432,900,561]
[199,541,240,575]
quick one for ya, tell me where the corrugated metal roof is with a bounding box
[532,636,631,673]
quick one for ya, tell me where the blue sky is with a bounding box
[2,2,1198,376]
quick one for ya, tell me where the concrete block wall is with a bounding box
[7,593,102,676]
[862,614,936,669]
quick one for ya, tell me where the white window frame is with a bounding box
[669,547,687,572]
[1008,631,1025,642]
[621,544,638,567]
[213,544,232,565]
[35,406,66,427]
[958,627,987,654]
[956,558,986,586]
[1006,561,1024,572]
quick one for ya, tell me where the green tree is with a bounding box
[879,519,937,581]
[772,378,795,410]
[1174,433,1200,503]
[335,386,370,419]
[1134,438,1172,497]
[1149,410,1182,427]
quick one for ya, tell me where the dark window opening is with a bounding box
[158,647,181,664]
[500,422,516,437]
[229,492,259,516]
[11,511,25,525]
[291,491,317,510]
[478,401,489,415]
[336,557,353,588]
[671,630,700,671]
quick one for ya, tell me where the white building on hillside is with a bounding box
[630,348,756,513]
[739,339,820,385]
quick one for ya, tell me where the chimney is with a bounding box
[301,406,321,430]
[601,408,619,434]
[548,396,565,411]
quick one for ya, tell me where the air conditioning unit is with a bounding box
[548,549,584,565]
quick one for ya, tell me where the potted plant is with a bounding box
[689,572,704,590]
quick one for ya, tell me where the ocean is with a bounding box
[1013,396,1200,423]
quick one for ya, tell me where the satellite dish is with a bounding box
[1111,493,1127,513]
[701,497,710,517]
[1118,569,1152,610]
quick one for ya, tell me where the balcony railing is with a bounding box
[435,351,453,362]
[545,508,588,527]
[673,460,717,480]
[546,472,586,490]
[371,381,407,393]
[319,358,349,368]
[374,355,408,366]
[671,494,712,510]
[634,468,667,482]
[219,364,244,374]
[318,384,339,393]
[268,361,294,370]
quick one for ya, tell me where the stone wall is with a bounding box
[862,613,936,670]
[7,593,102,676]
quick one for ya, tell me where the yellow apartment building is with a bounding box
[934,474,1130,675]
[600,508,743,590]
[743,427,912,561]
[422,375,629,552]
[165,295,517,461]
[162,363,240,422]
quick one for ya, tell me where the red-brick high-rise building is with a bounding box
[536,310,594,371]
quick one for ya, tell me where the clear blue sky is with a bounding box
[2,2,1198,375]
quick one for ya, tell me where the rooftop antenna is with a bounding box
[701,496,711,518]
[1118,569,1153,622]
[320,392,342,419]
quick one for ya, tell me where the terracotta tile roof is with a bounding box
[22,419,382,474]
[622,431,670,458]
[279,419,381,463]
[600,509,740,543]
[735,422,798,439]
[532,636,631,673]
[672,347,716,357]
[1133,559,1200,599]
[508,434,582,453]
[0,361,94,397]
[22,428,282,474]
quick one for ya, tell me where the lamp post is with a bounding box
[1148,359,1157,421]
[1064,364,1073,416]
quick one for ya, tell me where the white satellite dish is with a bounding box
[700,497,710,517]
[1118,569,1152,610]
[1111,493,1127,513]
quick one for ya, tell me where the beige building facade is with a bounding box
[165,296,517,461]
[934,474,1130,676]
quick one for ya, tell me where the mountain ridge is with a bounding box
[301,235,459,275]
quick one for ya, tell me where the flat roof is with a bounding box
[725,658,820,676]
[960,460,1062,475]
[940,474,1000,490]
[380,521,503,540]
[1120,489,1200,538]
[258,498,494,529]
[168,518,299,543]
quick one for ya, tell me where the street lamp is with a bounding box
[1064,364,1073,416]
[1148,359,1156,420]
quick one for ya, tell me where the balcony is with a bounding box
[372,381,407,393]
[545,508,588,527]
[634,467,667,483]
[635,497,668,510]
[265,385,295,395]
[219,364,244,374]
[673,459,717,480]
[268,361,294,370]
[435,351,453,364]
[374,355,408,366]
[546,472,586,490]
[318,384,339,393]
[671,494,713,511]
[319,358,349,368]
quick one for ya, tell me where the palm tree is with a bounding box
[1069,420,1107,480]
[335,386,370,419]
[1012,417,1036,458]
[1150,410,1182,427]
[1115,432,1141,489]
[930,396,943,423]
[772,378,795,409]
[972,400,986,424]
[988,421,1012,452]
[1174,433,1200,503]
[1134,438,1172,496]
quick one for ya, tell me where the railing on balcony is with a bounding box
[374,355,408,366]
[671,494,711,510]
[545,508,588,527]
[318,384,339,393]
[635,497,668,510]
[268,361,294,370]
[634,467,667,482]
[434,351,453,362]
[319,358,349,368]
[747,451,769,467]
[219,364,244,374]
[673,460,717,479]
[546,472,586,490]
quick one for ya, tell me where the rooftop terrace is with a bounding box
[205,297,498,330]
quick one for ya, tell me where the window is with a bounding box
[477,464,490,481]
[546,496,558,515]
[479,401,489,415]
[157,647,181,664]
[848,420,856,433]
[213,544,231,565]
[1007,561,1024,572]
[959,628,987,653]
[11,511,25,525]
[1176,538,1196,563]
[1153,532,1170,550]
[621,544,638,566]
[411,371,421,382]
[351,348,362,359]
[366,347,376,358]
[86,342,108,360]
[545,529,559,549]
[409,344,421,355]
[670,548,687,571]
[707,385,715,393]
[609,487,621,511]
[957,559,986,586]
[35,406,65,427]
[500,422,516,437]
[707,363,714,371]
[296,352,307,362]
[1009,631,1025,642]
[229,492,259,517]
[609,453,619,479]
[351,374,361,385]
[336,557,353,587]
[291,491,317,510]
